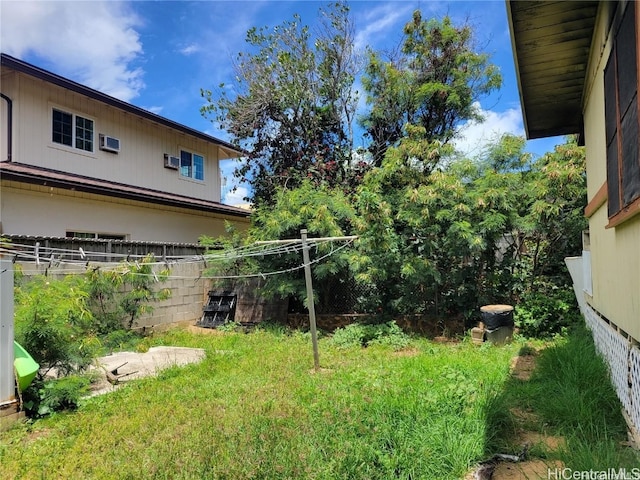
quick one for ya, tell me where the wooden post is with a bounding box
[0,259,15,404]
[300,229,320,370]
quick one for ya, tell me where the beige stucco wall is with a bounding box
[581,2,640,341]
[0,182,248,243]
[1,70,227,202]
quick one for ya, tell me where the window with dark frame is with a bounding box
[180,149,204,181]
[52,108,94,153]
[66,231,126,240]
[604,1,640,224]
[52,109,72,146]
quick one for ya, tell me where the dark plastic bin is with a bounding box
[480,304,514,331]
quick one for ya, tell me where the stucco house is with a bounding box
[0,53,250,244]
[507,0,640,438]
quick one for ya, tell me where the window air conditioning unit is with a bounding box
[99,134,120,153]
[164,154,180,170]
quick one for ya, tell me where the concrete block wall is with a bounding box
[17,261,210,331]
[134,262,210,331]
[15,262,290,331]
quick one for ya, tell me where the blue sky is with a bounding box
[1,0,562,205]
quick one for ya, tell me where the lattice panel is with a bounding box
[583,305,632,422]
[630,346,640,435]
[605,326,631,415]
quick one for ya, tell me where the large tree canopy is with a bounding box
[201,6,586,336]
[201,2,359,206]
[360,11,502,167]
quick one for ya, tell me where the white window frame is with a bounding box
[179,148,205,182]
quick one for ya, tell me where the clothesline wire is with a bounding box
[1,237,356,280]
[0,237,340,266]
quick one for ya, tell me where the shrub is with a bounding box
[14,275,99,376]
[101,329,144,353]
[515,284,581,338]
[21,375,93,418]
[331,321,410,350]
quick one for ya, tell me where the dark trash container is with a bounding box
[480,304,514,345]
[480,304,514,331]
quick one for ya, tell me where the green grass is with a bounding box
[485,325,639,469]
[1,324,636,479]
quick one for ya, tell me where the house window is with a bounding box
[604,1,640,226]
[180,150,204,181]
[52,108,94,152]
[66,231,126,240]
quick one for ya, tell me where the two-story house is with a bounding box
[0,53,250,244]
[507,0,640,440]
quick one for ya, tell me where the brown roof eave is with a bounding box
[505,1,598,140]
[1,164,250,219]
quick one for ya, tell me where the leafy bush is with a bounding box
[515,284,581,338]
[85,255,171,330]
[331,321,410,350]
[23,375,92,417]
[14,256,171,417]
[14,275,99,376]
[101,329,144,353]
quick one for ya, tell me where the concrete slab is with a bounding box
[89,346,206,396]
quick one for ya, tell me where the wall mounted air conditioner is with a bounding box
[99,134,120,153]
[164,154,180,170]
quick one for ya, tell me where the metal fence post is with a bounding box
[0,259,15,404]
[301,229,320,370]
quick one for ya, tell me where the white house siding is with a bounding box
[581,3,640,342]
[2,70,223,202]
[0,182,247,243]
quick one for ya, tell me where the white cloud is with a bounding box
[178,44,200,56]
[145,106,164,115]
[453,103,524,157]
[0,1,144,102]
[223,186,250,207]
[219,158,249,206]
[353,3,414,52]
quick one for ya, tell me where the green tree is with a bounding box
[514,138,587,336]
[361,11,502,167]
[202,181,357,314]
[353,133,586,331]
[201,2,360,206]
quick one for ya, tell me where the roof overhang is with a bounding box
[0,53,245,159]
[0,162,251,219]
[506,1,599,139]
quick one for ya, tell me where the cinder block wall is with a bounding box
[134,263,210,331]
[17,261,210,331]
[16,262,287,330]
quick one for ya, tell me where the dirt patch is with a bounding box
[509,407,539,426]
[186,325,225,335]
[510,354,537,381]
[492,459,564,479]
[433,336,461,344]
[517,431,566,451]
[393,347,421,357]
